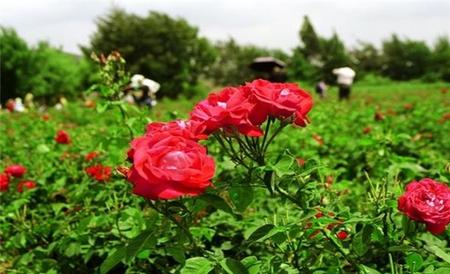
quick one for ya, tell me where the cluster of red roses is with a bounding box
[84,152,112,182]
[126,80,313,200]
[0,164,36,193]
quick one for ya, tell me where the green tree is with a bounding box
[207,39,289,86]
[299,15,321,59]
[84,8,216,98]
[429,36,450,81]
[0,27,31,103]
[381,35,432,80]
[350,42,382,77]
[320,33,350,83]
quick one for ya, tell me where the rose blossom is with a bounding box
[55,130,71,144]
[85,165,112,182]
[398,178,450,234]
[244,79,313,126]
[4,164,27,178]
[190,87,262,137]
[17,181,36,193]
[85,152,100,161]
[0,173,9,192]
[145,120,207,141]
[127,132,215,200]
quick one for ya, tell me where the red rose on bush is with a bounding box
[55,130,71,144]
[4,164,27,178]
[244,79,313,126]
[85,165,112,182]
[17,181,36,193]
[398,178,450,234]
[85,151,100,161]
[0,173,9,192]
[336,230,349,240]
[190,87,262,137]
[127,132,215,200]
[146,120,207,141]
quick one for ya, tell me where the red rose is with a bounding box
[146,120,207,141]
[17,181,36,192]
[127,132,215,200]
[55,130,71,144]
[398,178,450,234]
[4,164,27,178]
[190,87,262,137]
[244,79,313,126]
[85,165,112,182]
[0,173,9,192]
[85,151,100,161]
[336,230,349,240]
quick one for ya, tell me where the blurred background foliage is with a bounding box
[1,9,449,103]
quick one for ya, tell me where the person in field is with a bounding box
[126,74,160,108]
[315,80,327,99]
[332,67,356,100]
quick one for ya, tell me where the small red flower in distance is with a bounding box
[4,164,27,178]
[127,132,215,200]
[374,111,385,121]
[312,134,324,146]
[0,173,10,192]
[85,165,112,182]
[363,126,372,134]
[336,230,349,240]
[296,158,305,167]
[85,152,100,161]
[55,130,71,144]
[398,178,450,234]
[403,103,413,110]
[42,113,50,121]
[17,181,36,193]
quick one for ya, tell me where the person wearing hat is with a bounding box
[332,67,356,100]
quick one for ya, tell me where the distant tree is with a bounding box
[84,8,216,98]
[27,42,85,101]
[381,35,432,80]
[319,33,351,83]
[429,36,450,81]
[350,42,382,77]
[207,38,289,86]
[299,16,321,59]
[1,27,86,103]
[0,27,31,103]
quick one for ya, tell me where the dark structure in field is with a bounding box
[249,57,287,82]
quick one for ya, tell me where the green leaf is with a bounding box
[200,193,233,214]
[241,256,261,274]
[125,229,155,262]
[425,245,450,264]
[246,224,278,243]
[96,101,110,113]
[100,247,126,274]
[359,264,381,274]
[352,225,373,256]
[220,258,249,274]
[181,257,214,274]
[430,268,450,274]
[167,246,186,264]
[406,253,423,272]
[229,185,253,212]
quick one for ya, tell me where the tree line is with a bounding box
[1,9,449,102]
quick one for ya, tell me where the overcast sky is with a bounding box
[1,0,449,54]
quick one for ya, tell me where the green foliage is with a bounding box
[84,8,216,98]
[207,38,289,86]
[1,82,449,273]
[0,26,91,103]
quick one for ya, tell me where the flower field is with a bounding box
[1,81,450,274]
